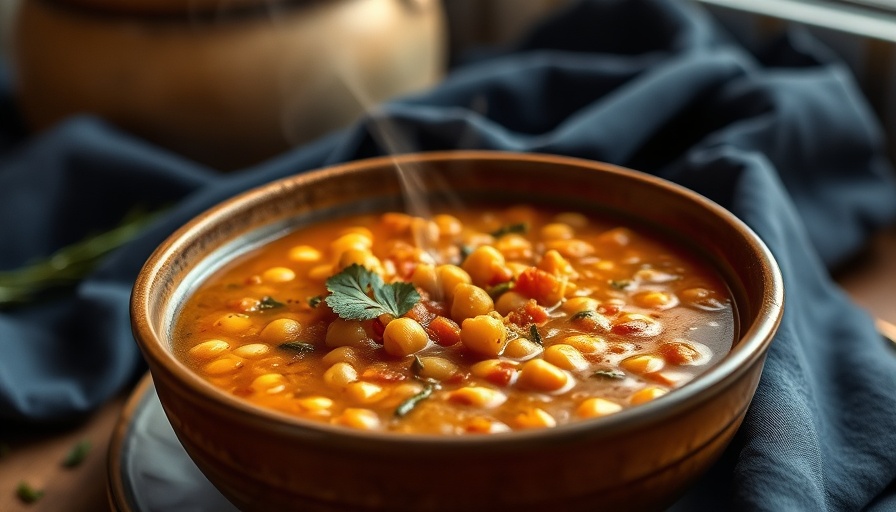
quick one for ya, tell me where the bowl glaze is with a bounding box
[130,151,783,511]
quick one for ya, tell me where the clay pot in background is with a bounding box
[11,0,446,169]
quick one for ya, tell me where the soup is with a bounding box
[172,205,734,435]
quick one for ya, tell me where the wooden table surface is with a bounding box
[1,225,895,512]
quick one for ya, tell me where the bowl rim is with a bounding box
[131,149,784,447]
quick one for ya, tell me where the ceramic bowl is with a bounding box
[130,151,783,511]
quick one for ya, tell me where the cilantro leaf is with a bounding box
[62,440,91,468]
[325,264,420,321]
[491,222,529,238]
[258,296,285,310]
[16,482,44,504]
[395,383,434,418]
[529,324,543,345]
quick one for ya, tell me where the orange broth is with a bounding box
[172,205,734,435]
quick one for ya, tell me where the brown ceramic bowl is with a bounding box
[130,151,783,511]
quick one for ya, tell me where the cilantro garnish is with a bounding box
[16,482,44,504]
[487,281,513,298]
[609,279,632,291]
[307,295,323,308]
[592,369,626,380]
[325,264,420,321]
[258,296,285,310]
[395,383,434,418]
[279,341,316,353]
[571,310,594,321]
[62,440,91,468]
[529,325,543,345]
[491,222,529,238]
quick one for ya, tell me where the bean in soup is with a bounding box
[173,205,734,434]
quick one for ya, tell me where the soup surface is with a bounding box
[173,205,734,434]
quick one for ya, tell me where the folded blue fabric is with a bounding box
[2,0,895,509]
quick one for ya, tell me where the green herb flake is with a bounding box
[571,310,595,321]
[410,355,425,377]
[325,264,420,321]
[458,245,474,263]
[592,369,626,380]
[490,222,529,239]
[307,295,323,308]
[16,482,44,504]
[0,207,163,307]
[279,341,316,353]
[529,324,543,345]
[395,383,434,418]
[62,440,91,468]
[609,279,632,291]
[487,281,514,298]
[257,296,285,310]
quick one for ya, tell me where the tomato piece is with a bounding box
[427,316,461,347]
[514,267,562,305]
[507,299,549,328]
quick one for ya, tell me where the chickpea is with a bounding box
[576,398,622,418]
[331,233,373,256]
[261,266,296,283]
[545,239,595,258]
[462,246,506,287]
[470,359,519,386]
[296,396,334,416]
[560,334,607,354]
[563,297,599,314]
[633,290,678,309]
[460,315,508,357]
[381,212,413,234]
[451,283,495,322]
[502,337,543,360]
[415,356,459,381]
[517,359,570,392]
[436,265,472,301]
[495,291,528,316]
[332,408,380,430]
[620,354,665,374]
[410,217,440,246]
[321,346,359,367]
[411,263,440,297]
[251,373,288,394]
[543,344,589,371]
[382,318,429,357]
[307,264,334,281]
[495,234,533,260]
[259,318,302,344]
[540,223,574,241]
[288,245,322,263]
[346,382,386,404]
[323,362,358,389]
[213,313,253,335]
[554,212,588,228]
[433,214,463,237]
[203,355,244,376]
[340,226,374,241]
[515,408,557,429]
[538,249,576,277]
[325,319,369,348]
[188,339,230,360]
[232,343,271,359]
[447,386,507,408]
[630,386,668,405]
[337,248,382,272]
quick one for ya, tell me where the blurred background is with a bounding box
[0,0,894,164]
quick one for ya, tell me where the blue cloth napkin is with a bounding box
[2,0,896,509]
